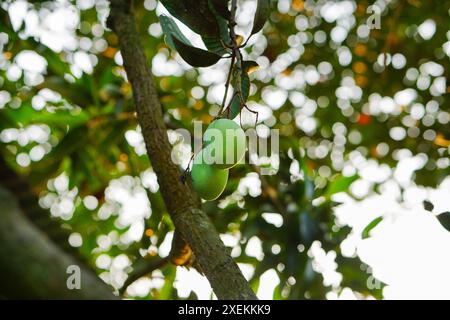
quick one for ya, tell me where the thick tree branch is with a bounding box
[0,156,87,262]
[0,184,117,299]
[107,0,256,299]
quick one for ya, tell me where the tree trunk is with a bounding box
[0,185,117,299]
[107,0,257,300]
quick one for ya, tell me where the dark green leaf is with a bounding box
[159,0,220,37]
[228,70,250,119]
[159,15,190,50]
[202,2,231,55]
[362,217,383,239]
[437,212,450,232]
[423,200,434,212]
[209,0,230,20]
[172,37,221,67]
[41,76,92,107]
[251,0,270,35]
[202,36,227,55]
[160,15,221,67]
[242,60,260,74]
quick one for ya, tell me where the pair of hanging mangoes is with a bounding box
[190,119,246,201]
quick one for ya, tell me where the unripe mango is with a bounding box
[191,150,229,201]
[203,119,246,169]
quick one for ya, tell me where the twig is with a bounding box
[244,104,259,127]
[120,256,169,296]
[120,230,199,297]
[218,53,236,117]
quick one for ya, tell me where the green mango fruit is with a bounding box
[191,149,229,201]
[203,119,246,169]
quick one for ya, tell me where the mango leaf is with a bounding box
[228,61,259,117]
[209,0,230,20]
[159,15,190,50]
[251,0,270,35]
[172,37,221,67]
[40,76,92,107]
[362,217,383,239]
[228,70,250,119]
[159,0,220,37]
[437,212,450,232]
[38,47,70,76]
[272,282,282,300]
[242,60,260,74]
[202,36,228,56]
[159,266,177,299]
[423,200,434,212]
[44,125,90,162]
[2,102,89,128]
[160,15,221,67]
[325,174,358,198]
[202,6,231,55]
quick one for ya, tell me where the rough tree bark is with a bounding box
[107,0,257,300]
[0,184,117,299]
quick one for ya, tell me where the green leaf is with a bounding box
[3,103,90,128]
[159,0,220,37]
[202,1,232,55]
[228,70,250,119]
[242,60,260,74]
[209,0,230,20]
[251,0,270,35]
[423,200,434,212]
[172,36,221,67]
[160,15,221,67]
[362,217,383,239]
[437,212,450,232]
[202,18,230,55]
[159,266,176,299]
[325,174,358,198]
[159,15,190,50]
[41,76,92,107]
[202,36,227,55]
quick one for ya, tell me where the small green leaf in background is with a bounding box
[325,174,358,198]
[437,212,450,232]
[251,0,270,35]
[362,217,383,239]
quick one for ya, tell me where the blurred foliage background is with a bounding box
[0,0,449,299]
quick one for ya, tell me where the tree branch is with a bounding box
[120,230,198,296]
[107,0,256,299]
[0,156,88,262]
[0,183,117,299]
[120,256,169,296]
